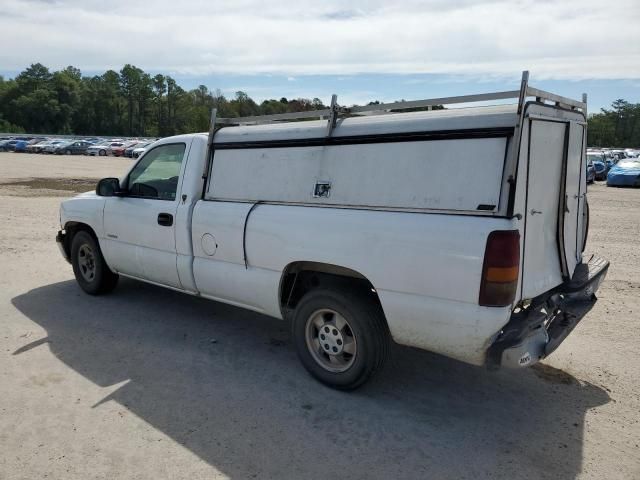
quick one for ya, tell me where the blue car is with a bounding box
[586,163,595,184]
[604,159,615,171]
[13,140,29,152]
[592,160,607,181]
[0,139,21,151]
[607,160,640,187]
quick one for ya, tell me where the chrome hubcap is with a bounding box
[78,244,96,282]
[305,308,357,373]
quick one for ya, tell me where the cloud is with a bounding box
[1,0,639,80]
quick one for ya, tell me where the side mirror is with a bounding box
[96,177,123,197]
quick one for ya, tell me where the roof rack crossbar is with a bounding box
[348,90,521,114]
[217,108,331,125]
[214,72,587,127]
[525,86,586,110]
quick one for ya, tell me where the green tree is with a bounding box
[120,64,142,135]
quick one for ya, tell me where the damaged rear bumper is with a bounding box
[487,255,609,368]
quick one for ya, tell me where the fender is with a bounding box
[60,191,106,240]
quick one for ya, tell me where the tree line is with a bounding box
[1,63,638,146]
[587,99,640,147]
[0,63,328,137]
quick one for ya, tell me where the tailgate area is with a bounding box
[488,255,609,368]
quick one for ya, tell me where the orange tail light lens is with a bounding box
[479,230,520,307]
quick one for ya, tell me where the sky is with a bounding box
[1,0,639,112]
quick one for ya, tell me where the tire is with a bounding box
[71,231,119,295]
[65,149,72,155]
[292,288,390,390]
[99,149,106,156]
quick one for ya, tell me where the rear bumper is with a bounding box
[487,255,609,368]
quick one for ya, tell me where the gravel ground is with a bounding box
[0,153,638,480]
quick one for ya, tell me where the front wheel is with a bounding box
[292,289,390,390]
[71,231,119,295]
[99,149,106,156]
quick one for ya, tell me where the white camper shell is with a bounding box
[58,72,608,389]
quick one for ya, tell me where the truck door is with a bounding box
[521,117,585,299]
[102,141,191,288]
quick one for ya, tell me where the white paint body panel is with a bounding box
[59,191,106,237]
[522,120,566,297]
[58,103,588,368]
[102,197,181,287]
[191,202,515,364]
[209,138,507,211]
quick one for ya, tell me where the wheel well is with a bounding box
[279,262,383,318]
[62,222,98,258]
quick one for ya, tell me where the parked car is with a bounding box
[607,159,640,187]
[124,141,148,158]
[56,79,608,389]
[42,140,68,154]
[611,150,627,161]
[131,142,153,158]
[87,142,122,156]
[25,139,50,153]
[592,160,607,180]
[13,140,30,152]
[33,140,59,153]
[54,140,93,155]
[108,142,125,155]
[0,139,22,151]
[586,163,595,184]
[604,158,615,171]
[111,141,139,157]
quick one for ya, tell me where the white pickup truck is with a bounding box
[57,73,608,389]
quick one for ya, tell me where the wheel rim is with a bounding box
[305,308,357,373]
[77,244,96,282]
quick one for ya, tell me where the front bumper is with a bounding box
[56,230,71,264]
[488,255,609,368]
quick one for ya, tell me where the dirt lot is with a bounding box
[1,152,638,480]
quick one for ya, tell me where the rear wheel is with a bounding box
[65,149,72,155]
[99,149,106,156]
[71,231,118,295]
[292,289,389,390]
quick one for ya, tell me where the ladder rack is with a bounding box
[201,71,588,185]
[214,71,587,136]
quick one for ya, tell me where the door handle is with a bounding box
[157,213,173,226]
[530,209,542,215]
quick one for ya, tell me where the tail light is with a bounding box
[479,230,520,307]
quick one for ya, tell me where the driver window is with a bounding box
[127,143,186,200]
